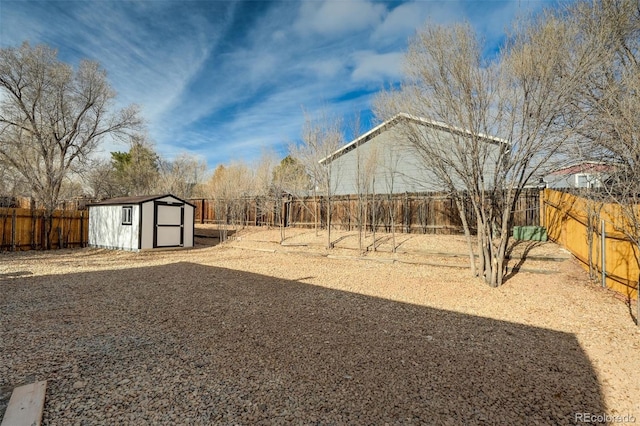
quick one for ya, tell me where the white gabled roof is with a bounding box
[320,112,509,165]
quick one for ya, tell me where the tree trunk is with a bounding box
[489,255,499,287]
[454,196,477,277]
[490,196,516,287]
[474,209,488,280]
[481,220,492,284]
[494,233,510,287]
[363,191,369,239]
[314,194,319,237]
[371,189,376,252]
[389,195,396,253]
[358,194,363,253]
[326,197,332,249]
[44,209,54,250]
[279,199,285,244]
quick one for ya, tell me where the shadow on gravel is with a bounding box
[1,262,604,424]
[0,271,32,279]
[504,240,544,283]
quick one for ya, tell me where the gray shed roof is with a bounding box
[320,113,509,165]
[88,194,195,207]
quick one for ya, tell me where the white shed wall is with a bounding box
[140,197,195,249]
[140,201,155,249]
[89,205,140,250]
[156,227,181,246]
[90,195,194,251]
[183,205,194,248]
[157,204,182,225]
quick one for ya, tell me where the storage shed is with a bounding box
[88,194,195,251]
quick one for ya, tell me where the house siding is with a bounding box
[328,123,501,196]
[545,173,605,189]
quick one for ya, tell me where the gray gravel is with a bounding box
[0,240,634,425]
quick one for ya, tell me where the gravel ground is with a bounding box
[1,227,639,425]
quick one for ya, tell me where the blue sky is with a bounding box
[1,0,556,169]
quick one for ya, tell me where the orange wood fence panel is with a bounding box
[542,189,639,300]
[0,208,89,251]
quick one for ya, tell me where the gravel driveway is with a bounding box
[1,228,638,424]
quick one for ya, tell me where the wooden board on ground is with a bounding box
[1,381,46,426]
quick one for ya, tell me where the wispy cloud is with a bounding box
[350,50,404,83]
[372,1,432,44]
[1,0,556,168]
[295,0,386,37]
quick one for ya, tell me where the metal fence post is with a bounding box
[601,219,606,288]
[539,189,545,228]
[11,209,17,252]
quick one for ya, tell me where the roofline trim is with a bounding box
[319,112,510,165]
[88,194,196,208]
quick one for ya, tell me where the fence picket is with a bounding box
[543,189,639,300]
[188,190,541,234]
[0,208,89,252]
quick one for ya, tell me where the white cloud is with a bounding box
[295,0,386,37]
[351,50,403,83]
[371,1,430,43]
[307,58,345,78]
[272,30,287,42]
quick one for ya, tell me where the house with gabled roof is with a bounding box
[320,113,509,196]
[543,162,613,189]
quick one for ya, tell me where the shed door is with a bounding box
[153,202,184,248]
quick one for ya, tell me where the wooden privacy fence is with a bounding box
[190,197,268,228]
[189,189,541,234]
[542,189,639,300]
[0,208,89,251]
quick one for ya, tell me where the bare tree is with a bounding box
[157,153,208,199]
[0,42,140,247]
[381,143,401,252]
[353,137,365,252]
[363,146,380,251]
[286,141,323,234]
[272,155,311,242]
[349,113,372,253]
[206,161,255,241]
[253,152,277,229]
[295,112,344,249]
[0,162,26,202]
[253,151,287,239]
[82,158,120,200]
[290,117,323,237]
[206,164,228,237]
[228,162,254,230]
[374,24,496,280]
[375,18,590,286]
